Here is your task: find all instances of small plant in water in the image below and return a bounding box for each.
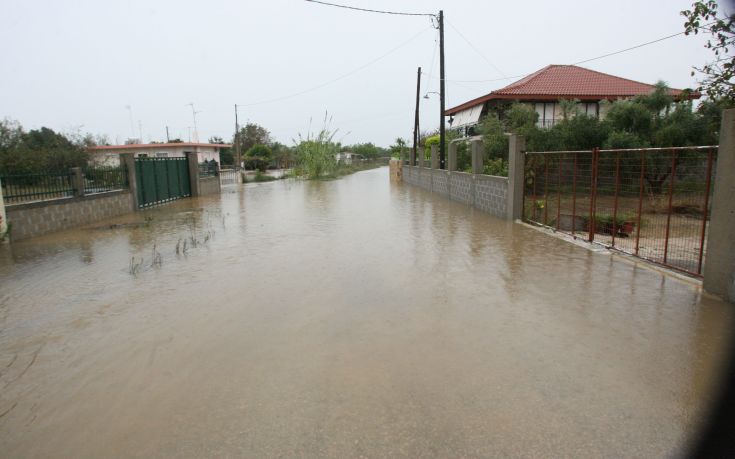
[293,112,339,179]
[151,243,163,267]
[129,256,144,275]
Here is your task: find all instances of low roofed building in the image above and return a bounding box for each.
[445,64,699,133]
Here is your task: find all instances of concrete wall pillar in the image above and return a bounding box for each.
[120,153,139,210]
[431,144,439,169]
[448,142,458,172]
[0,177,7,239]
[409,148,416,167]
[704,109,735,303]
[507,134,526,221]
[71,167,85,197]
[471,140,483,174]
[186,151,201,197]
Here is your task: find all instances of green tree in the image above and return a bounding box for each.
[234,123,271,153]
[0,120,89,173]
[270,141,294,168]
[344,142,387,159]
[389,138,407,159]
[682,1,735,101]
[209,136,233,165]
[245,144,272,172]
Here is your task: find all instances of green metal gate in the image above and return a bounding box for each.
[134,157,191,208]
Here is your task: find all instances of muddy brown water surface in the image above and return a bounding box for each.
[0,167,733,458]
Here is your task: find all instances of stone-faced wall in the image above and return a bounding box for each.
[449,172,474,206]
[5,191,134,241]
[199,177,221,196]
[401,165,510,220]
[475,174,508,217]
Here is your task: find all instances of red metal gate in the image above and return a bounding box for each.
[523,146,718,277]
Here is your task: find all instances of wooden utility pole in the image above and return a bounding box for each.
[413,67,421,166]
[438,10,446,169]
[234,104,240,168]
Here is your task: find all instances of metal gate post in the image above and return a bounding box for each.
[588,147,599,242]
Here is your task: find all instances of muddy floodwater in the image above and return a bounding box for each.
[0,167,733,458]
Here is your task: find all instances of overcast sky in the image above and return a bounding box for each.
[0,0,728,147]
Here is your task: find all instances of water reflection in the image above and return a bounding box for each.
[0,167,732,458]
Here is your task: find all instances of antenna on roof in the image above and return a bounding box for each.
[186,103,202,142]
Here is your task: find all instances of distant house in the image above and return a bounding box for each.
[88,142,231,166]
[335,152,363,164]
[445,64,699,134]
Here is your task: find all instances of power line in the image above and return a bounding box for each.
[571,31,686,65]
[237,26,431,107]
[437,22,718,84]
[304,0,434,17]
[446,20,505,77]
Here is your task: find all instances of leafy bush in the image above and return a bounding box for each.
[293,120,338,179]
[245,144,272,172]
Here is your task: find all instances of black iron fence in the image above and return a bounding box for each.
[1,165,129,205]
[83,165,128,194]
[198,160,219,177]
[0,171,76,204]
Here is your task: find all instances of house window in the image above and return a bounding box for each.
[583,102,599,117]
[535,102,556,128]
[155,152,169,158]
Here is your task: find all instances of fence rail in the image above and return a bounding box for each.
[524,146,718,277]
[219,168,239,185]
[83,165,128,194]
[0,171,76,204]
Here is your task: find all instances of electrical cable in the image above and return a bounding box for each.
[446,20,505,77]
[439,22,719,84]
[236,26,431,107]
[304,0,434,17]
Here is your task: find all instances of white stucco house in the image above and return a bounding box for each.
[87,142,230,166]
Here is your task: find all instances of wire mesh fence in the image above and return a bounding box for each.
[83,165,128,194]
[524,146,718,277]
[0,171,76,204]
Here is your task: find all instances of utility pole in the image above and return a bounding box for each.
[438,10,446,169]
[413,67,421,166]
[138,120,143,144]
[165,126,170,142]
[234,104,240,169]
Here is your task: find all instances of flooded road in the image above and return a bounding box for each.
[0,167,732,458]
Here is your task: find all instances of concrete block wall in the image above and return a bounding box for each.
[475,175,508,217]
[402,165,510,219]
[449,172,474,206]
[199,177,221,196]
[5,191,134,241]
[432,170,449,196]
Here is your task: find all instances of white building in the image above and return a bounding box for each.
[88,142,230,166]
[335,152,363,164]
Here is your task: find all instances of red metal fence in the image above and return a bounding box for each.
[523,146,718,277]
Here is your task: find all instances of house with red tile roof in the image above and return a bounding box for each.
[445,65,698,132]
[88,142,231,167]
